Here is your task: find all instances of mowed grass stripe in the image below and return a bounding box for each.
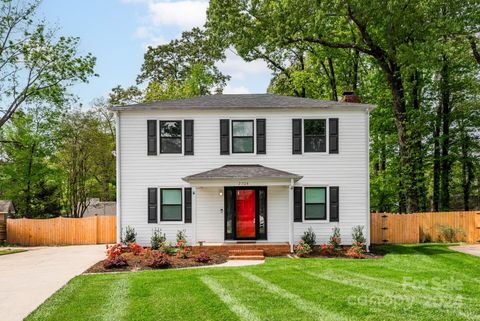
[102,274,130,321]
[240,272,351,321]
[201,275,261,321]
[304,270,480,321]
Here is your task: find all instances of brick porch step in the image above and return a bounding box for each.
[228,249,265,260]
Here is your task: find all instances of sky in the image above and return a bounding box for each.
[40,0,272,107]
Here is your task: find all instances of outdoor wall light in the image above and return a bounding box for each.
[219,191,223,196]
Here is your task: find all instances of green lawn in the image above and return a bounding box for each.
[0,249,26,256]
[27,244,480,321]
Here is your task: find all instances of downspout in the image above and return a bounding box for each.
[365,108,371,251]
[289,178,294,252]
[115,111,122,243]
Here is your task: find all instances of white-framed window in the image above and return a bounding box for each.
[160,120,182,154]
[304,186,328,221]
[160,188,183,221]
[303,119,327,153]
[231,119,255,154]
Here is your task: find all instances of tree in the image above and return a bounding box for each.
[138,27,229,95]
[0,0,96,128]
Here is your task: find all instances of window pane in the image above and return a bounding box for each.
[304,119,326,135]
[162,205,182,220]
[305,204,326,219]
[305,188,325,203]
[233,137,253,153]
[232,121,253,136]
[304,136,326,152]
[162,189,181,204]
[160,121,181,137]
[161,138,182,153]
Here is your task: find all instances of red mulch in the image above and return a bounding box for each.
[301,245,385,259]
[85,252,228,274]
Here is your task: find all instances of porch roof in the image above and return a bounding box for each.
[182,165,302,182]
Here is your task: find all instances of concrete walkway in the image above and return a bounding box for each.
[0,245,105,321]
[449,244,480,257]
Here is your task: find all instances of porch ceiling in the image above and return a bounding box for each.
[182,164,302,184]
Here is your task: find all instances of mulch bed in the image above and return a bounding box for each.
[85,252,228,273]
[301,245,386,259]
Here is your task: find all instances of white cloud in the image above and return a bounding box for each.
[217,49,271,80]
[223,84,251,94]
[147,0,208,29]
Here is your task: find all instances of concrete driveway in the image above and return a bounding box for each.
[0,245,105,321]
[449,244,480,257]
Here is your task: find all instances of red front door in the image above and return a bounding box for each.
[236,189,256,238]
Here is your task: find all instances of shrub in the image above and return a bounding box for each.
[438,225,466,243]
[151,228,166,250]
[104,243,127,268]
[301,227,316,249]
[329,227,342,252]
[145,249,171,268]
[345,241,366,259]
[295,240,312,257]
[176,245,191,259]
[320,243,334,256]
[128,242,143,256]
[351,225,366,244]
[176,229,188,244]
[160,242,177,255]
[122,226,137,244]
[195,252,211,263]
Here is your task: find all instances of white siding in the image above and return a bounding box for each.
[118,107,369,246]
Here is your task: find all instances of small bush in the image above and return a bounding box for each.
[301,227,316,249]
[295,240,312,257]
[320,243,334,256]
[176,229,188,244]
[329,227,342,252]
[351,225,366,244]
[176,245,191,259]
[420,233,432,243]
[438,225,466,243]
[151,228,166,250]
[128,242,143,256]
[160,242,177,255]
[145,249,171,268]
[104,243,128,268]
[122,226,137,244]
[195,252,211,263]
[345,241,366,259]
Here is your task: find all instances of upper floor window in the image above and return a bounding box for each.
[304,187,327,220]
[304,119,326,153]
[232,120,254,153]
[160,121,182,154]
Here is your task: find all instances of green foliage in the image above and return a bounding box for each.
[176,229,188,245]
[438,225,466,243]
[150,229,166,250]
[351,226,366,244]
[301,227,316,249]
[122,226,136,244]
[329,227,342,252]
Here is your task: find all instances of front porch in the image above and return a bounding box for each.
[191,242,291,257]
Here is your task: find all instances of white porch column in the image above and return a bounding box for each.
[288,178,294,252]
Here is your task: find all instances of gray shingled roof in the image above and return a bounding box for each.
[111,94,374,111]
[0,200,15,213]
[182,165,302,181]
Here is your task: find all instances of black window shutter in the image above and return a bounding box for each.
[184,120,194,155]
[184,188,192,223]
[329,186,339,222]
[294,187,303,222]
[329,118,339,154]
[147,120,157,155]
[220,119,230,155]
[292,119,302,154]
[148,188,158,223]
[256,119,266,154]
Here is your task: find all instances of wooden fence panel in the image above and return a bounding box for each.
[371,211,480,244]
[6,216,116,246]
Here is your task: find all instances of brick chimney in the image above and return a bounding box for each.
[340,91,362,103]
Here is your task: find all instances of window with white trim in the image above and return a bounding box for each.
[304,187,327,220]
[232,120,254,153]
[304,119,326,152]
[160,188,182,221]
[160,121,182,153]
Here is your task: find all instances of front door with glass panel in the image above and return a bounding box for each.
[224,187,267,240]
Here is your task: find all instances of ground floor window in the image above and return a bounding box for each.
[304,187,326,220]
[161,188,182,221]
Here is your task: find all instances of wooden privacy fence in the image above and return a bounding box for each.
[371,211,480,244]
[7,215,116,246]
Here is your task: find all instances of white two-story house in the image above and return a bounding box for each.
[112,94,374,254]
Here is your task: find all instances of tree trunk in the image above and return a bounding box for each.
[460,128,473,211]
[439,56,451,211]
